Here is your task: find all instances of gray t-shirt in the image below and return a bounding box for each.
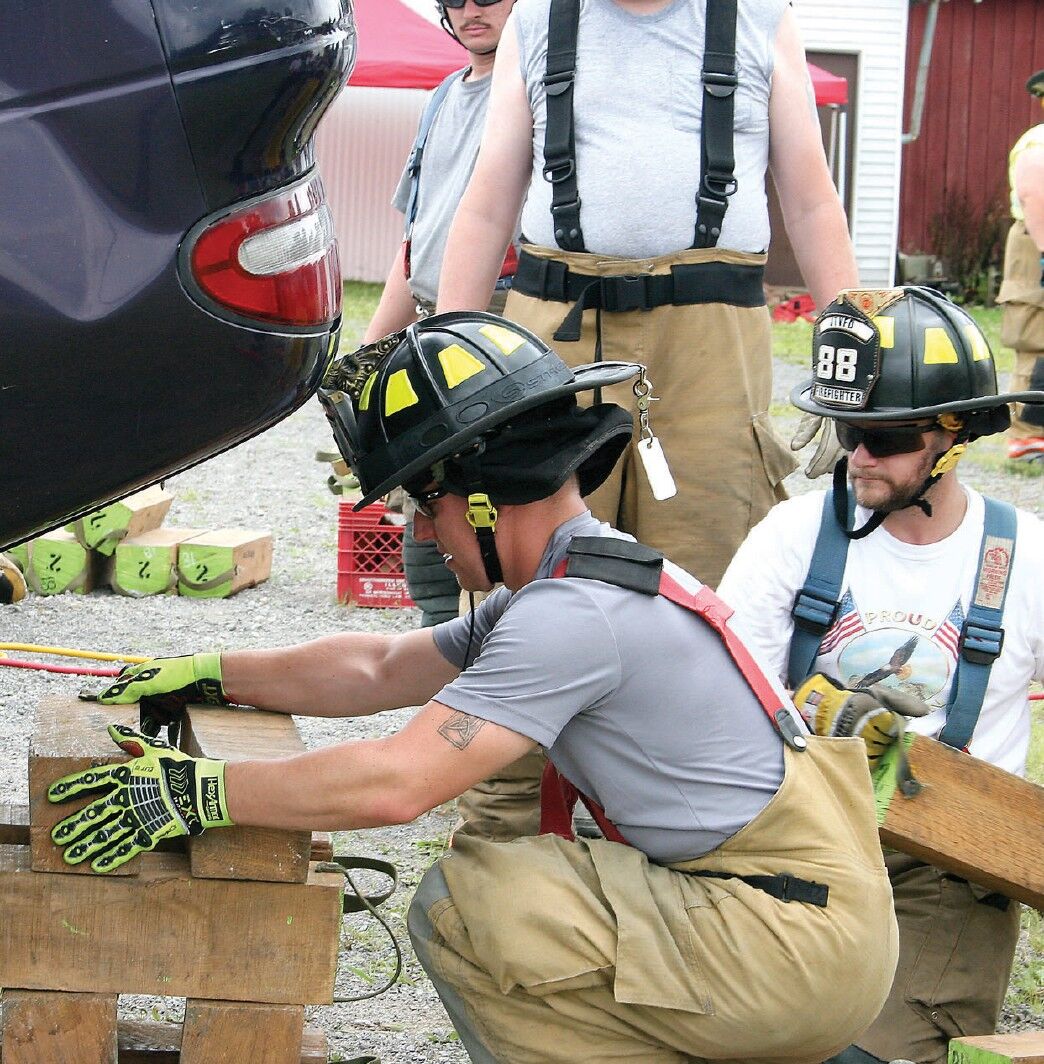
[392,71,493,304]
[514,0,786,257]
[433,512,785,863]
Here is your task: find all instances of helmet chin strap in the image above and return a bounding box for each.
[455,447,504,586]
[832,416,970,541]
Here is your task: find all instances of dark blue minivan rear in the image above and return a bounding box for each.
[0,0,356,549]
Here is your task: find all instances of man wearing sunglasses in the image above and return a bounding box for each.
[718,286,1044,1064]
[65,312,899,1063]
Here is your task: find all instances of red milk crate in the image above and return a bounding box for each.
[337,501,414,608]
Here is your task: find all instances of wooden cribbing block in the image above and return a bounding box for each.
[949,1031,1044,1064]
[182,705,312,882]
[107,527,204,597]
[0,804,28,846]
[67,485,174,557]
[877,734,1044,910]
[177,529,272,598]
[115,1019,328,1063]
[28,697,140,875]
[2,990,118,1063]
[0,846,343,1004]
[181,1001,304,1063]
[26,530,101,596]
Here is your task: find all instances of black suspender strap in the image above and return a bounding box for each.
[694,0,739,249]
[542,0,585,252]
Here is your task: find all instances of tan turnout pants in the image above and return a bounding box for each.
[504,244,796,590]
[410,737,898,1064]
[998,221,1044,435]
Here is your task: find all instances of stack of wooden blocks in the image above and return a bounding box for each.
[0,698,345,1062]
[9,487,272,600]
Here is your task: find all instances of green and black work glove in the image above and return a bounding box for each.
[792,673,932,771]
[48,724,233,873]
[89,652,229,740]
[790,413,844,479]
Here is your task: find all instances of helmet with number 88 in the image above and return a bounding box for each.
[791,286,1042,439]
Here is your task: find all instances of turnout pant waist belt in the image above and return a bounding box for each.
[514,249,766,341]
[681,869,829,907]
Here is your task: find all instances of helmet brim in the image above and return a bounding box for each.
[348,360,641,507]
[790,380,1044,422]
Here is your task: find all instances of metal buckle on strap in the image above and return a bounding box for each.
[702,70,738,97]
[543,68,575,95]
[550,197,582,215]
[960,619,1004,665]
[792,588,836,633]
[542,158,576,184]
[703,171,739,199]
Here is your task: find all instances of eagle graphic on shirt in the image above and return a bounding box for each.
[817,592,964,706]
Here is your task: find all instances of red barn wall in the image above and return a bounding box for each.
[899,0,1044,255]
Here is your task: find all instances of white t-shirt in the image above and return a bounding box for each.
[717,487,1044,776]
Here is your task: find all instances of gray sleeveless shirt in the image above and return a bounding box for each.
[515,0,786,258]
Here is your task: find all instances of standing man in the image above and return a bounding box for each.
[360,0,518,627]
[998,68,1044,463]
[437,0,858,587]
[718,287,1044,1064]
[52,312,898,1064]
[362,0,517,341]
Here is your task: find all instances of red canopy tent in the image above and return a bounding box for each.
[349,0,849,105]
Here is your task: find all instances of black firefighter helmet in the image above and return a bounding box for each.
[791,286,1042,438]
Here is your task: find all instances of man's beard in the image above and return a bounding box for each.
[849,449,941,514]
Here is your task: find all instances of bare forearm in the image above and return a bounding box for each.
[437,201,514,312]
[225,739,418,830]
[363,250,418,343]
[220,631,450,717]
[785,200,858,309]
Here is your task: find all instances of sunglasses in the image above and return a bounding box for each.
[441,0,503,7]
[836,422,937,458]
[408,484,450,519]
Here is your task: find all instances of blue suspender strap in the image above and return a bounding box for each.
[937,497,1017,751]
[403,70,465,241]
[786,488,854,690]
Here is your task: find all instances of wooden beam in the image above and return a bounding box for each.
[182,706,312,883]
[114,1020,328,1064]
[877,734,1044,910]
[949,1031,1044,1064]
[0,846,343,1004]
[181,1001,304,1064]
[0,805,28,846]
[28,697,140,875]
[2,990,117,1063]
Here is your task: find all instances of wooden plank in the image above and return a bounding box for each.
[114,1020,328,1064]
[28,697,140,876]
[878,735,1044,910]
[311,831,333,863]
[181,1001,304,1064]
[0,846,343,1004]
[2,990,118,1063]
[949,1031,1044,1064]
[182,706,312,883]
[0,805,28,846]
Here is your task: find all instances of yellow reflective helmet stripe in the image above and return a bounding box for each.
[359,372,377,412]
[963,322,992,362]
[873,316,895,349]
[384,369,419,416]
[478,323,525,355]
[438,343,486,389]
[923,326,959,365]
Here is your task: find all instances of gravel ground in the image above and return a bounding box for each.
[0,353,1039,1061]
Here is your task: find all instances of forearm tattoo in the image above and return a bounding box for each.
[438,711,486,750]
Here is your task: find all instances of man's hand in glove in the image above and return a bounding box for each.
[790,413,844,479]
[48,724,233,873]
[792,673,932,770]
[89,653,229,738]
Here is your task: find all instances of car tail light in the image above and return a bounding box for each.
[189,175,341,327]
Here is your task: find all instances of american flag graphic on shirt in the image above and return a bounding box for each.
[818,590,865,654]
[931,601,963,662]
